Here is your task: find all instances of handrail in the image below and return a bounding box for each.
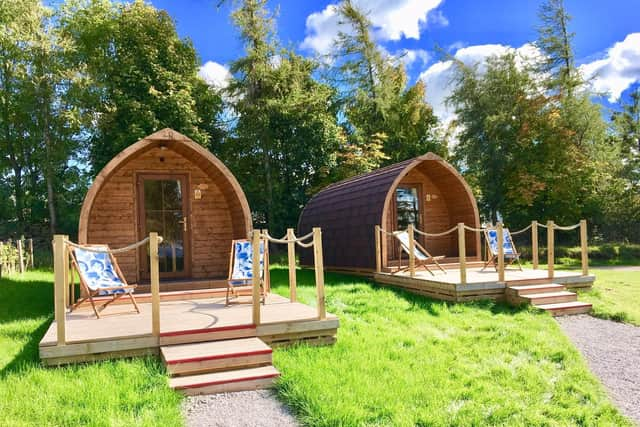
[62,236,161,254]
[413,225,458,237]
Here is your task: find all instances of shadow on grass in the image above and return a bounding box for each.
[269,265,529,317]
[0,274,55,377]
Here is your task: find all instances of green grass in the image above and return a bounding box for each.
[578,269,640,325]
[0,270,182,427]
[270,267,630,426]
[0,268,633,426]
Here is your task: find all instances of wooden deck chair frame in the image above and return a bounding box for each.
[69,245,140,318]
[481,228,523,272]
[225,238,270,306]
[392,231,447,276]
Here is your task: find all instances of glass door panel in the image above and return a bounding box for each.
[139,175,189,278]
[396,186,421,230]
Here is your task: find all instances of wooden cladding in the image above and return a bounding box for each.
[79,129,252,285]
[298,153,481,271]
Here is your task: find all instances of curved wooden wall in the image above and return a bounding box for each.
[298,153,481,271]
[78,128,252,282]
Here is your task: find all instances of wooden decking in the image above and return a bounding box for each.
[374,266,594,302]
[39,293,338,365]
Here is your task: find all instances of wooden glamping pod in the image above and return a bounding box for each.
[78,128,251,291]
[297,153,481,273]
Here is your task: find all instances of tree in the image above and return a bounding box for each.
[536,0,580,95]
[331,0,443,169]
[59,0,224,173]
[226,0,342,233]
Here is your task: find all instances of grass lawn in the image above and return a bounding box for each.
[578,269,640,326]
[0,268,632,426]
[0,271,182,427]
[270,267,630,426]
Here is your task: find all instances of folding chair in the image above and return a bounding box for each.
[482,227,523,271]
[392,230,446,275]
[226,239,269,305]
[69,245,140,318]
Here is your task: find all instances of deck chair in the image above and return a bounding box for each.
[392,230,446,276]
[226,239,268,305]
[482,228,523,271]
[69,245,140,318]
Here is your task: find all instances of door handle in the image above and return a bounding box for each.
[178,216,187,232]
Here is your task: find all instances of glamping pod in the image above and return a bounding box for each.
[78,128,251,289]
[297,153,481,272]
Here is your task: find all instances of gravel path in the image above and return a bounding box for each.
[182,390,300,427]
[556,315,640,425]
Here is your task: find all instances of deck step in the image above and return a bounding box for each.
[169,365,280,396]
[161,338,272,376]
[509,283,566,296]
[536,301,592,316]
[524,291,577,305]
[159,324,257,346]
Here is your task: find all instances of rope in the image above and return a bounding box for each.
[296,240,315,248]
[63,236,160,254]
[463,225,485,232]
[509,223,533,235]
[379,227,402,237]
[535,223,548,229]
[553,223,581,231]
[414,225,458,237]
[261,230,314,245]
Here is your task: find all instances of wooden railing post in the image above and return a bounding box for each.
[580,219,588,276]
[287,228,297,302]
[374,225,381,274]
[547,220,555,279]
[53,234,67,345]
[251,230,261,326]
[28,238,34,269]
[457,223,466,285]
[408,224,415,278]
[531,221,539,269]
[497,222,505,283]
[150,232,160,337]
[17,238,24,274]
[313,227,326,320]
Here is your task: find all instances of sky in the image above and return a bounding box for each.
[148,0,640,123]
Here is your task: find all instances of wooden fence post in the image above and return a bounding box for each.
[313,227,326,320]
[408,224,415,278]
[150,232,160,337]
[580,219,588,276]
[458,223,466,285]
[374,225,381,274]
[53,235,67,345]
[547,220,555,279]
[531,221,539,269]
[261,229,271,293]
[17,238,24,274]
[251,230,261,326]
[28,238,34,269]
[497,222,505,283]
[287,228,297,302]
[0,241,3,278]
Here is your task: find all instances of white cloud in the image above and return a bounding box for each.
[396,48,430,68]
[301,0,445,55]
[579,33,640,102]
[418,43,542,124]
[198,61,232,89]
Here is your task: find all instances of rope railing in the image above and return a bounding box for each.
[261,230,314,245]
[414,225,458,237]
[61,236,161,254]
[553,222,581,231]
[374,218,589,284]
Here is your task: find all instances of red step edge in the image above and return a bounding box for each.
[160,323,256,338]
[175,372,280,390]
[166,349,272,365]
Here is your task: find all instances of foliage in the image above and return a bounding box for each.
[329,0,444,176]
[270,267,630,426]
[224,0,343,234]
[0,270,183,426]
[59,0,224,173]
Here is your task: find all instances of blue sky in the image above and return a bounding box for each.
[149,0,640,122]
